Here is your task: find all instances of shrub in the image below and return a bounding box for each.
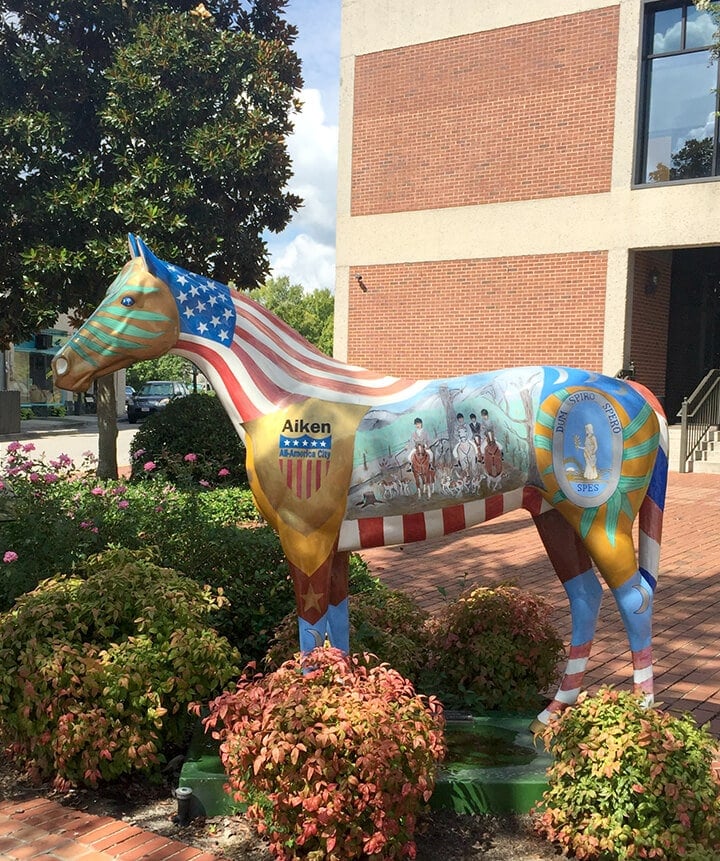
[0,548,241,788]
[419,584,565,712]
[533,687,720,859]
[0,445,291,663]
[129,393,247,486]
[266,579,431,681]
[202,648,445,860]
[0,443,105,608]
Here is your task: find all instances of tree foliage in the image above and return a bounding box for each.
[649,137,713,183]
[0,0,303,349]
[126,355,195,390]
[250,276,334,355]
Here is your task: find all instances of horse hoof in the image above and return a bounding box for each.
[528,718,547,739]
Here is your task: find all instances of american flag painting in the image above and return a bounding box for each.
[278,431,332,500]
[166,264,236,345]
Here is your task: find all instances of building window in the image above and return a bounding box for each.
[637,1,720,184]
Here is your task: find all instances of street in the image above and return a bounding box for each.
[0,416,137,470]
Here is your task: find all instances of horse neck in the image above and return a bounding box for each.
[172,284,422,431]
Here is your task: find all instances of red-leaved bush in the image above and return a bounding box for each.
[201,647,446,860]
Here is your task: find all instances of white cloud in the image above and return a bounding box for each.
[271,232,335,294]
[267,87,338,292]
[287,89,338,242]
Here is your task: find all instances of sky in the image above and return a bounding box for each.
[264,0,342,293]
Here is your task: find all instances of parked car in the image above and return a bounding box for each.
[125,385,135,407]
[127,380,189,423]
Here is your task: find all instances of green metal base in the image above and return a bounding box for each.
[178,713,552,818]
[178,721,242,818]
[431,714,552,814]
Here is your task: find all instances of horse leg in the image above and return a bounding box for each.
[565,418,666,710]
[327,550,350,653]
[289,548,351,656]
[583,526,655,706]
[531,508,603,731]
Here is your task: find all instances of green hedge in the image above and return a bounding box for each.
[0,548,241,787]
[129,393,247,486]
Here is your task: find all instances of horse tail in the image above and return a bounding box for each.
[629,382,669,592]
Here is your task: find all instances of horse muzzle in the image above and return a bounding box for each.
[52,348,96,393]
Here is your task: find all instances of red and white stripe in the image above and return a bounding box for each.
[338,485,551,552]
[536,641,593,725]
[172,291,428,440]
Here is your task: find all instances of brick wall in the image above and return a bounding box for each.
[630,254,671,400]
[347,253,607,377]
[351,6,620,215]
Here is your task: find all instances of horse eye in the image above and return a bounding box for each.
[121,296,135,307]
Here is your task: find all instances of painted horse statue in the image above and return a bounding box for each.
[52,236,668,730]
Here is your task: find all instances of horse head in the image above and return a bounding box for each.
[52,236,180,392]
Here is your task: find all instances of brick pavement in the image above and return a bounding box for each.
[362,471,720,734]
[0,797,221,860]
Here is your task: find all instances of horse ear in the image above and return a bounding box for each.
[127,234,140,258]
[135,236,162,279]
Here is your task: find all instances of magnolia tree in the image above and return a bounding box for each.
[0,0,302,477]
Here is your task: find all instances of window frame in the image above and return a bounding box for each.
[635,0,720,186]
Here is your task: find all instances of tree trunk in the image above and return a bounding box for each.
[95,374,118,480]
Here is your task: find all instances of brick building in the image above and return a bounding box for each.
[333,0,720,420]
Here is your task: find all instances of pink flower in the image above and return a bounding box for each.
[91,486,105,496]
[117,499,129,509]
[28,472,40,483]
[3,551,18,563]
[184,453,198,462]
[133,449,146,460]
[144,461,156,472]
[44,473,59,483]
[218,468,230,477]
[6,441,20,452]
[199,479,210,487]
[22,443,35,452]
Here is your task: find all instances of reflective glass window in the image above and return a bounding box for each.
[638,2,720,184]
[651,7,682,52]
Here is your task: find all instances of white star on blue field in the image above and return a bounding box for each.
[167,264,236,345]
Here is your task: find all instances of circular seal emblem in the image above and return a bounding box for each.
[548,389,624,508]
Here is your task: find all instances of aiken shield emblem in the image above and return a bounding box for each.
[278,430,333,500]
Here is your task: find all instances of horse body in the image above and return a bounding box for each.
[53,236,668,730]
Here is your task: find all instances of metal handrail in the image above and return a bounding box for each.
[678,369,720,472]
[615,360,636,380]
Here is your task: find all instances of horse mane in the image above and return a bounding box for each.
[143,246,425,423]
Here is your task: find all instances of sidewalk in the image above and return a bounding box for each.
[1,415,136,472]
[364,470,720,735]
[1,414,98,437]
[0,796,219,860]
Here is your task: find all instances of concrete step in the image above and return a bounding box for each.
[674,425,720,472]
[690,459,720,474]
